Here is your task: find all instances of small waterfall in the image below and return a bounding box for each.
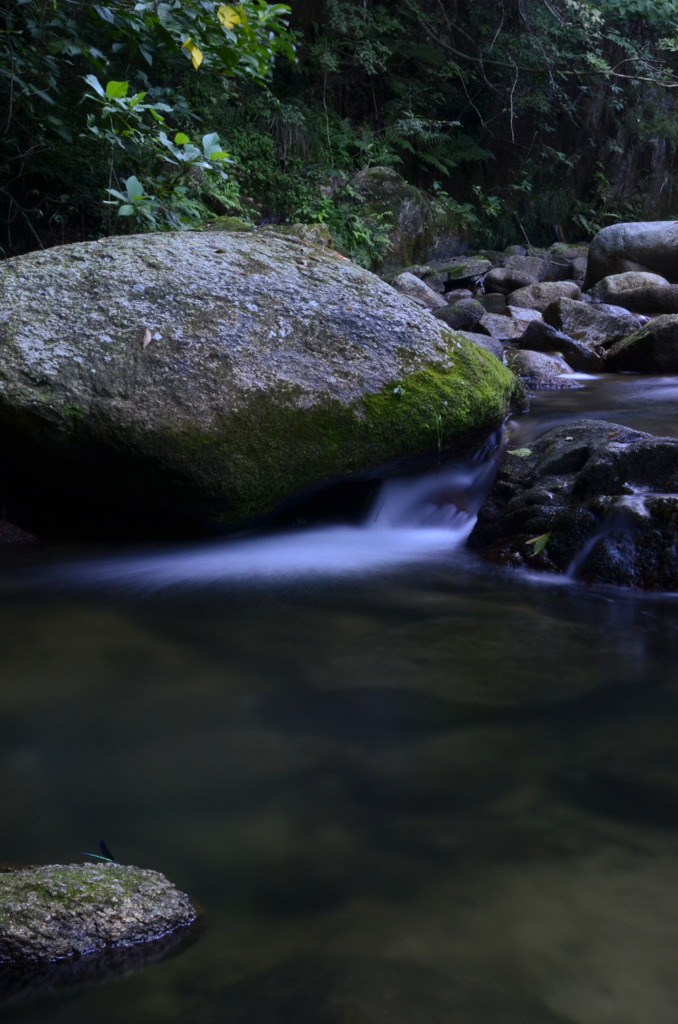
[31,445,502,589]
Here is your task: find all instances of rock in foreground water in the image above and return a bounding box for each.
[0,864,197,962]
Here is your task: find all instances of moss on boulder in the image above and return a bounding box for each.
[0,864,197,962]
[0,228,521,539]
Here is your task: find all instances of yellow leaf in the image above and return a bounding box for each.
[182,37,203,69]
[217,4,241,29]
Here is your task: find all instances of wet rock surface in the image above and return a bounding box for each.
[542,296,640,349]
[605,314,678,372]
[517,321,604,373]
[468,418,678,588]
[0,864,197,962]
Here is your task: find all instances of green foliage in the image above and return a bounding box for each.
[526,532,552,556]
[83,75,231,229]
[4,0,678,257]
[0,0,294,252]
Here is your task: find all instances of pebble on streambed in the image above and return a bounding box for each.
[0,862,198,963]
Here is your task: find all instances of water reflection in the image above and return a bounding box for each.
[2,374,678,1023]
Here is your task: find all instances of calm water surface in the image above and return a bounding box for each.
[2,376,678,1023]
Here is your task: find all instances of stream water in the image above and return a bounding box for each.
[3,375,678,1023]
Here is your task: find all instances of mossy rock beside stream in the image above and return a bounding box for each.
[0,228,521,540]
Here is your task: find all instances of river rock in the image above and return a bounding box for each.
[605,314,678,372]
[569,256,588,281]
[435,257,493,285]
[506,349,576,386]
[507,306,543,323]
[589,283,678,315]
[479,313,526,340]
[483,267,539,295]
[433,298,485,330]
[442,288,474,304]
[468,419,678,588]
[542,296,640,348]
[0,230,520,540]
[462,333,506,359]
[517,322,604,372]
[588,271,669,302]
[0,864,197,962]
[391,272,448,309]
[0,520,37,546]
[583,221,678,289]
[508,281,582,311]
[506,349,574,376]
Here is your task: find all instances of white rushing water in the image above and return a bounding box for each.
[36,458,496,589]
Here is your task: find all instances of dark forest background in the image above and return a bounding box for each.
[3,0,678,262]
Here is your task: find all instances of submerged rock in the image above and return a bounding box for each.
[0,863,197,962]
[0,230,520,540]
[468,419,678,589]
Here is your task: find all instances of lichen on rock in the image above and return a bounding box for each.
[0,863,198,963]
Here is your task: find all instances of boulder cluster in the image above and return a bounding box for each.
[392,221,678,387]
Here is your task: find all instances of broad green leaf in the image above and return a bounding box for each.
[174,132,191,144]
[93,5,115,24]
[182,37,204,69]
[526,532,551,556]
[105,80,129,98]
[217,5,242,29]
[84,74,105,97]
[118,204,136,216]
[202,131,220,154]
[507,447,532,457]
[124,175,145,200]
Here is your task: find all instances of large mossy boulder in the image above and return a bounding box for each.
[0,864,197,962]
[468,419,678,589]
[0,230,521,539]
